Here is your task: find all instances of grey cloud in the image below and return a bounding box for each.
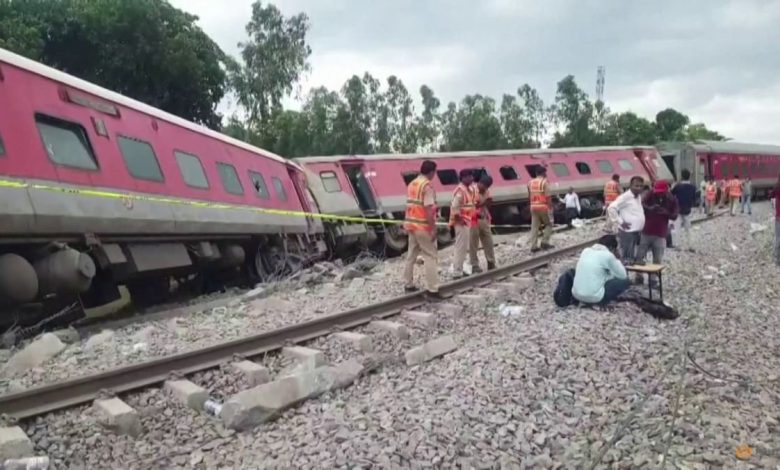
[173,0,780,143]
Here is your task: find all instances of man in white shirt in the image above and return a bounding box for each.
[572,234,631,305]
[607,176,646,263]
[563,187,581,226]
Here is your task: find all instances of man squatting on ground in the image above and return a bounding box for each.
[571,234,631,306]
[607,176,646,263]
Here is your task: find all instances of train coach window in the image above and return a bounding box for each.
[551,163,569,177]
[248,171,269,199]
[272,176,287,201]
[575,162,591,175]
[401,172,418,185]
[618,159,634,171]
[216,162,244,195]
[499,165,518,180]
[437,169,458,185]
[525,164,545,178]
[596,160,614,174]
[175,151,208,189]
[35,113,98,170]
[320,171,341,192]
[0,134,4,156]
[118,136,163,181]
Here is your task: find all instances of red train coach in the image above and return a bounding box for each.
[296,146,673,252]
[658,140,780,197]
[0,48,325,318]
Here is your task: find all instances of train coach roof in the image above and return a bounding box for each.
[0,48,302,170]
[294,145,656,163]
[688,140,780,156]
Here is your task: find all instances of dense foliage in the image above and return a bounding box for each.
[0,0,727,156]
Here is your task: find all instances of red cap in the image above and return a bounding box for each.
[653,180,670,193]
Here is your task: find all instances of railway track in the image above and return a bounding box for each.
[0,213,720,423]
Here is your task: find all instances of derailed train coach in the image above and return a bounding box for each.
[0,47,327,324]
[295,147,675,253]
[657,140,780,198]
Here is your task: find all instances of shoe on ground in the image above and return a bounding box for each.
[404,286,419,293]
[540,243,555,250]
[487,262,496,270]
[424,290,445,301]
[531,247,541,253]
[472,266,483,274]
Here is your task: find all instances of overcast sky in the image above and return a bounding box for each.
[170,0,780,144]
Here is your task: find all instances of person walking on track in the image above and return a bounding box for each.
[449,169,477,277]
[563,187,581,227]
[528,167,554,253]
[470,175,496,271]
[671,169,696,251]
[607,176,645,263]
[603,174,621,231]
[403,160,444,299]
[728,176,743,216]
[699,178,708,213]
[741,176,753,215]
[705,177,718,216]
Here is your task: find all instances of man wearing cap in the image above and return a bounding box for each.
[635,180,679,281]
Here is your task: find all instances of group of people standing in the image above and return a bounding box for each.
[700,176,754,216]
[402,160,497,299]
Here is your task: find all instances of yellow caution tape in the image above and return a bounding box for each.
[0,177,540,229]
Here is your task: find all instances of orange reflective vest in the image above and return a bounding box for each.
[705,183,717,202]
[729,179,742,198]
[604,180,620,205]
[404,175,435,232]
[449,183,477,227]
[528,177,549,213]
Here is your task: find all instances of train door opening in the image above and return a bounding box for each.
[286,167,315,229]
[661,154,676,179]
[342,164,378,213]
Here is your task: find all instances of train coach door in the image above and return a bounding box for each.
[341,163,379,214]
[286,166,316,231]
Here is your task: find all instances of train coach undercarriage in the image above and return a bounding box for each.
[0,232,324,334]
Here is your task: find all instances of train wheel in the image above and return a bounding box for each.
[383,225,408,254]
[127,277,170,309]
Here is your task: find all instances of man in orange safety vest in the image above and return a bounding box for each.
[704,177,718,216]
[449,169,476,277]
[470,175,496,271]
[528,167,554,253]
[728,176,743,216]
[402,160,443,299]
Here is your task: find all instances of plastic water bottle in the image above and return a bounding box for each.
[203,399,222,417]
[2,456,50,470]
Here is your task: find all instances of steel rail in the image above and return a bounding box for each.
[0,213,721,420]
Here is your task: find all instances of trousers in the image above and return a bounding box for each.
[617,230,640,263]
[403,231,439,292]
[452,224,475,273]
[600,278,632,305]
[674,213,692,249]
[530,211,552,249]
[636,234,666,264]
[730,197,741,215]
[741,194,752,214]
[775,219,780,266]
[470,218,495,266]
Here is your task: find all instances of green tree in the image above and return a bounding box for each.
[415,84,441,152]
[441,95,504,151]
[684,123,727,141]
[549,75,598,148]
[0,0,229,128]
[517,84,547,147]
[655,108,690,141]
[604,112,658,145]
[230,1,311,131]
[384,76,418,153]
[338,75,373,154]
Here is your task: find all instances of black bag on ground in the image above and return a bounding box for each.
[633,297,679,320]
[553,268,577,307]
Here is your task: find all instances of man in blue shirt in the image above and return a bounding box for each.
[572,234,631,305]
[671,169,696,251]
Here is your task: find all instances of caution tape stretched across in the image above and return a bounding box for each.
[0,177,544,229]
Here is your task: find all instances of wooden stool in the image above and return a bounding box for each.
[626,264,665,301]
